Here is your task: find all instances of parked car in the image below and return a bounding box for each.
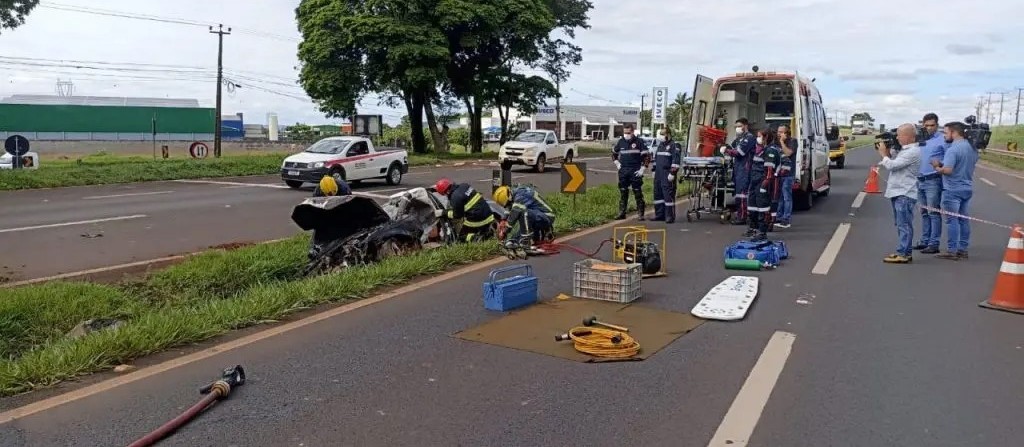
[498,130,576,172]
[281,136,408,188]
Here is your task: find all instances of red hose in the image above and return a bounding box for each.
[536,238,613,258]
[127,392,221,447]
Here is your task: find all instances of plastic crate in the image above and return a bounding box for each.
[482,264,538,311]
[572,259,642,303]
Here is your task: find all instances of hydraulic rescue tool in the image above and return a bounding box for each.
[612,226,666,277]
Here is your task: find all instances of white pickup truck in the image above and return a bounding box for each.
[281,136,409,189]
[497,130,576,172]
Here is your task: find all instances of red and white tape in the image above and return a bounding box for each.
[919,204,1023,236]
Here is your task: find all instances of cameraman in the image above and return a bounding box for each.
[931,121,980,261]
[913,113,947,254]
[877,124,922,263]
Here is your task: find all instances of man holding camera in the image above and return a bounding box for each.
[877,124,922,263]
[913,113,947,254]
[931,121,979,261]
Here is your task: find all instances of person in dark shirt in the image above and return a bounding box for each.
[746,129,782,241]
[434,178,496,242]
[774,125,797,228]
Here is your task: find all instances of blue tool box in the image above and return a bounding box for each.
[724,240,789,267]
[482,264,538,311]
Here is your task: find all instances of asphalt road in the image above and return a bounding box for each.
[2,146,1022,446]
[0,158,617,282]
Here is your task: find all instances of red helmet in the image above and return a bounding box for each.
[434,178,453,195]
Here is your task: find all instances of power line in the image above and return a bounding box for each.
[2,55,299,83]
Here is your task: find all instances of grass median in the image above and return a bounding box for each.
[0,151,487,191]
[0,181,677,397]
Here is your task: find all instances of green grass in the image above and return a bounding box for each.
[981,152,1024,171]
[0,181,673,397]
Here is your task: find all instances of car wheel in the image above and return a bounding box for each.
[285,180,303,189]
[500,160,514,171]
[386,163,402,185]
[563,150,574,164]
[534,154,546,173]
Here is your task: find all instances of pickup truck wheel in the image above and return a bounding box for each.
[386,163,402,185]
[563,150,574,164]
[500,161,514,171]
[330,167,346,181]
[534,154,546,173]
[285,180,303,189]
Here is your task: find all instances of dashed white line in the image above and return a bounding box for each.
[980,177,996,187]
[0,215,148,234]
[707,331,797,447]
[811,223,851,275]
[173,179,288,189]
[1009,193,1024,205]
[850,191,867,209]
[82,191,174,200]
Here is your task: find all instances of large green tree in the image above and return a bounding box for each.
[295,0,448,154]
[1,0,38,35]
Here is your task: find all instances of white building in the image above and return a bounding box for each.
[458,105,641,141]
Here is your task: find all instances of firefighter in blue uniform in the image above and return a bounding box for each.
[652,127,683,223]
[612,123,651,220]
[492,184,555,246]
[434,178,495,242]
[313,173,352,197]
[722,118,756,225]
[746,129,782,241]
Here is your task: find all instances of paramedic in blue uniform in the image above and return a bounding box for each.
[747,128,781,241]
[612,123,651,220]
[492,184,556,245]
[652,127,683,223]
[722,118,756,225]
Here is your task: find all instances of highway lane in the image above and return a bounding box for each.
[0,158,616,281]
[3,147,1023,447]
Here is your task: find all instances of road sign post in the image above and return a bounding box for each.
[5,135,30,170]
[561,162,587,211]
[492,169,511,193]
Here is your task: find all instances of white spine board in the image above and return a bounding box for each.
[691,275,760,321]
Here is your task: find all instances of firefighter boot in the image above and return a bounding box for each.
[616,189,629,220]
[634,189,646,221]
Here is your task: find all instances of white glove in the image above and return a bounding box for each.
[434,209,445,218]
[720,145,728,155]
[667,174,675,182]
[634,166,646,178]
[759,188,767,193]
[614,160,622,170]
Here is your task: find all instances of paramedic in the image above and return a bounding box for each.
[612,123,651,220]
[722,118,756,225]
[652,127,683,223]
[746,128,781,241]
[774,125,797,229]
[313,173,352,197]
[877,124,922,264]
[493,185,556,245]
[434,178,496,242]
[913,112,947,254]
[931,121,979,261]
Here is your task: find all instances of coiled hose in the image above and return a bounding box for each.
[567,326,640,359]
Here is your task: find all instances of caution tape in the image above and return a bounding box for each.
[919,204,1023,236]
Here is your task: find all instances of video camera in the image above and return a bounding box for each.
[874,125,927,152]
[963,115,992,150]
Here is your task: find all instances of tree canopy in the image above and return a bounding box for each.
[1,0,39,35]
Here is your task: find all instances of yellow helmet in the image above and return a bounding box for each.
[319,175,339,196]
[493,185,511,206]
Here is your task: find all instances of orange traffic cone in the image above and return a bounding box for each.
[979,225,1024,314]
[863,166,882,194]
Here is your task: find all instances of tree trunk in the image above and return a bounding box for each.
[406,91,428,154]
[497,103,509,145]
[424,100,449,153]
[463,96,484,153]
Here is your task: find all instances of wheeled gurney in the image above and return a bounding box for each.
[679,156,736,223]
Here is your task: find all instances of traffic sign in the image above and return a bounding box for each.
[5,135,29,157]
[561,162,587,194]
[189,141,209,159]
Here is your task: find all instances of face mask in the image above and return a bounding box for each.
[656,135,665,142]
[623,133,633,140]
[756,137,764,145]
[735,127,744,134]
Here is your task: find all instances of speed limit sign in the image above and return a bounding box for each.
[189,141,209,159]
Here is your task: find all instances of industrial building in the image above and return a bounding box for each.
[458,105,641,140]
[0,94,247,141]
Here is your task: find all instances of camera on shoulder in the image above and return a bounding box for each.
[963,115,992,149]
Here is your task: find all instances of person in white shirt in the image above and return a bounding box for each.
[877,124,922,264]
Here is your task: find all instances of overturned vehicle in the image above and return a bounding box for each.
[291,187,507,276]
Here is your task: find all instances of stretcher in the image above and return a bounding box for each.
[679,156,735,223]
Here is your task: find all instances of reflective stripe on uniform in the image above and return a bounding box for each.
[735,193,748,198]
[656,151,672,156]
[764,162,776,168]
[619,149,642,154]
[653,200,665,205]
[464,213,495,228]
[465,193,482,210]
[747,206,771,212]
[753,156,764,162]
[671,163,680,168]
[664,201,675,207]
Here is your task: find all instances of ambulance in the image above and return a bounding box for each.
[685,68,831,211]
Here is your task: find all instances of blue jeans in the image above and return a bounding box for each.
[917,176,942,248]
[942,189,973,253]
[776,176,794,223]
[891,196,916,256]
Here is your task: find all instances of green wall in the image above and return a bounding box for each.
[0,104,216,133]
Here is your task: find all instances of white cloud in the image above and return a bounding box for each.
[0,0,1020,128]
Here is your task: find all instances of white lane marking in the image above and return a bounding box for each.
[707,331,797,447]
[173,179,289,189]
[589,168,618,174]
[850,191,867,209]
[82,191,174,200]
[978,163,1024,180]
[476,175,528,182]
[1009,193,1024,205]
[353,192,392,199]
[365,187,409,194]
[980,177,996,187]
[0,215,148,234]
[812,223,851,275]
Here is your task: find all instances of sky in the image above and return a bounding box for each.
[2,0,1022,128]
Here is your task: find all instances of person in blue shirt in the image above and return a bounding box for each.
[930,121,979,261]
[722,118,757,225]
[913,113,947,254]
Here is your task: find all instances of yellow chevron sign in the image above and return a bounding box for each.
[561,162,587,194]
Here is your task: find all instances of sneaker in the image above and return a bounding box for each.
[743,228,757,237]
[883,254,912,263]
[935,252,961,261]
[957,251,969,260]
[774,222,791,229]
[751,233,768,242]
[912,244,927,251]
[920,246,940,254]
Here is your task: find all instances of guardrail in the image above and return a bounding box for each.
[987,148,1024,159]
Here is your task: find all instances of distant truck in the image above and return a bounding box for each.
[281,136,409,189]
[497,129,577,172]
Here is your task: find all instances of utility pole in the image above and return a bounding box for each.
[986,92,995,124]
[998,92,1007,126]
[1015,88,1023,126]
[639,94,647,134]
[554,78,561,140]
[210,24,231,158]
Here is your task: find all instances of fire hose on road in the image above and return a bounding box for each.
[127,365,246,447]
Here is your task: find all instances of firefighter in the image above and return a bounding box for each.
[434,178,496,242]
[493,184,555,246]
[612,123,651,220]
[313,173,352,197]
[746,128,782,241]
[652,127,683,223]
[722,118,756,225]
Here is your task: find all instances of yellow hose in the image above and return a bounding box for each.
[567,326,640,359]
